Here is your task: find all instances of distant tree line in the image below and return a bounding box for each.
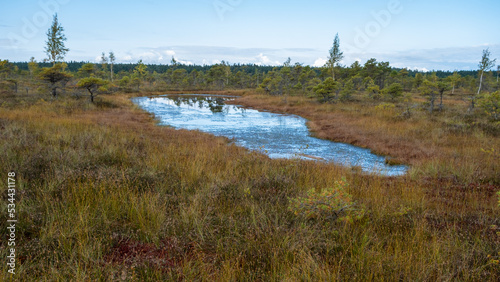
[10,61,481,80]
[1,14,499,122]
[11,61,279,76]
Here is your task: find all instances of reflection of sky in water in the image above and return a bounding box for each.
[132,95,408,176]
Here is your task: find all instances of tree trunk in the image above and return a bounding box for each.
[86,88,95,103]
[52,86,57,97]
[110,64,114,82]
[470,71,484,111]
[477,71,484,95]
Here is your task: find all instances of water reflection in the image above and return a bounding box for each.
[167,95,227,113]
[134,94,408,176]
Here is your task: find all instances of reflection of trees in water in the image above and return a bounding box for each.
[173,98,182,107]
[169,95,228,113]
[233,106,246,116]
[208,97,224,113]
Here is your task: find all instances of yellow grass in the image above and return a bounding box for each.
[0,91,498,281]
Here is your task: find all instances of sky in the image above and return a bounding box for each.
[1,0,499,71]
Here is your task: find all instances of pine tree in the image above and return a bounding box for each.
[326,33,344,81]
[45,14,69,66]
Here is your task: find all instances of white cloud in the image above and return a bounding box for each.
[313,57,327,67]
[117,49,174,63]
[411,67,429,72]
[163,50,175,56]
[44,44,499,70]
[177,58,193,65]
[256,53,280,66]
[139,51,159,60]
[122,55,133,61]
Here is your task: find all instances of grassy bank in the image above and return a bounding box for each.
[231,93,499,185]
[0,92,498,280]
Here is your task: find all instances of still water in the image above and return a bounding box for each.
[132,94,408,176]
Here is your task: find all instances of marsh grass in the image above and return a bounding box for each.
[0,92,498,280]
[232,94,499,184]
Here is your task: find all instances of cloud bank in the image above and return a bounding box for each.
[1,42,498,71]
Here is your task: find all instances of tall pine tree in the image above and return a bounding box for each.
[45,14,69,66]
[326,33,344,81]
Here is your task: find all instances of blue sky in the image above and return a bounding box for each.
[1,0,499,70]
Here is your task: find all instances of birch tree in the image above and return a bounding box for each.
[109,51,115,82]
[473,49,496,110]
[100,52,108,71]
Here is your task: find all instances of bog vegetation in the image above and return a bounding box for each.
[0,16,499,281]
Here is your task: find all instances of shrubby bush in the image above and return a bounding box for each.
[478,91,500,121]
[288,178,364,222]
